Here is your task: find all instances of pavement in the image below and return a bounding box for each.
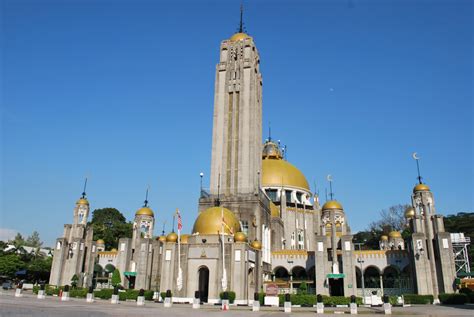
[1,290,473,317]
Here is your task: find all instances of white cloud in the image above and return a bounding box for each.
[0,228,19,242]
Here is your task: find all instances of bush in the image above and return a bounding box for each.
[298,282,308,295]
[468,293,474,303]
[459,287,472,295]
[70,288,88,298]
[111,269,121,287]
[274,294,362,307]
[94,289,114,299]
[403,294,434,304]
[219,291,236,304]
[258,292,265,305]
[439,293,468,305]
[33,285,39,294]
[144,290,154,301]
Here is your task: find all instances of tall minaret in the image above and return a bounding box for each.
[209,6,263,196]
[406,154,456,298]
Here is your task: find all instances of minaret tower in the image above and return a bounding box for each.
[209,5,263,196]
[132,189,155,244]
[405,154,456,298]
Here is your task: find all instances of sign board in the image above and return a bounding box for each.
[327,273,345,279]
[266,283,279,296]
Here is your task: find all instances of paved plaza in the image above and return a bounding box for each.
[1,291,473,317]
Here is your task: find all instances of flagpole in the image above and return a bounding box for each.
[176,208,183,291]
[221,206,227,291]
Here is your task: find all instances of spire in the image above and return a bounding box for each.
[268,122,272,141]
[81,177,88,199]
[239,2,244,33]
[327,174,334,200]
[143,186,149,207]
[412,152,423,184]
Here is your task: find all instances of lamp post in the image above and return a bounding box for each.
[355,241,366,304]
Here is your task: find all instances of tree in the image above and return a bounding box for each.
[71,274,79,288]
[25,231,43,248]
[111,269,122,287]
[89,208,133,250]
[369,204,410,232]
[0,254,25,278]
[27,256,52,283]
[10,233,25,248]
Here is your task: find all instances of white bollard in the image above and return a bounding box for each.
[111,294,119,304]
[61,292,70,301]
[283,301,291,313]
[86,293,94,303]
[350,302,358,314]
[137,296,145,306]
[221,299,230,311]
[164,297,172,308]
[316,302,324,314]
[37,290,45,299]
[252,300,260,312]
[192,298,200,309]
[383,302,392,315]
[15,288,23,298]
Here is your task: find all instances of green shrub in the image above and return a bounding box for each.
[468,292,474,303]
[258,292,265,305]
[389,295,399,305]
[403,294,434,304]
[459,287,472,295]
[46,286,61,296]
[439,293,468,305]
[70,288,88,298]
[33,286,39,294]
[219,291,236,304]
[111,269,121,287]
[94,289,114,299]
[144,290,154,301]
[298,282,308,295]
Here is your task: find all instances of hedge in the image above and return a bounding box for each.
[219,291,236,304]
[439,293,468,305]
[403,294,434,304]
[275,294,362,306]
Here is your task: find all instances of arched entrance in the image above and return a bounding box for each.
[198,266,209,303]
[382,266,399,288]
[364,266,381,288]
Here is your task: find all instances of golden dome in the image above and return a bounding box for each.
[262,158,310,191]
[111,248,117,252]
[389,231,402,239]
[192,206,241,235]
[180,234,190,244]
[270,202,280,218]
[262,141,283,159]
[250,240,262,250]
[380,235,389,241]
[230,32,251,41]
[135,207,154,217]
[405,207,416,219]
[76,198,89,205]
[96,239,105,245]
[413,183,430,193]
[322,200,343,210]
[166,232,178,243]
[234,232,247,243]
[158,235,167,242]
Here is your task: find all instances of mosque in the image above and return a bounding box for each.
[49,14,456,304]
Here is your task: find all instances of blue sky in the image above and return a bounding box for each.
[1,0,472,246]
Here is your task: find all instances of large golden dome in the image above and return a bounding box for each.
[135,207,154,217]
[322,200,343,210]
[192,206,241,235]
[262,158,310,191]
[413,183,430,193]
[76,198,89,205]
[230,32,251,41]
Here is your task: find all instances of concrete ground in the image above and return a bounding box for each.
[1,290,473,317]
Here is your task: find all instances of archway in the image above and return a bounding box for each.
[383,266,399,288]
[291,266,307,280]
[364,266,381,288]
[274,266,290,282]
[355,267,362,288]
[198,266,209,303]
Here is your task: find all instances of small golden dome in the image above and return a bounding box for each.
[389,231,402,239]
[322,200,343,210]
[230,32,251,41]
[158,235,167,242]
[234,232,247,243]
[111,248,117,252]
[166,232,178,243]
[76,198,89,205]
[405,207,416,218]
[135,207,154,217]
[192,206,241,235]
[413,183,430,193]
[270,202,280,218]
[262,141,283,159]
[250,240,262,250]
[380,235,389,241]
[180,234,190,244]
[262,157,310,191]
[96,239,105,245]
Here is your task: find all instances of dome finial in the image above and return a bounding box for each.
[326,174,335,201]
[412,152,423,184]
[81,177,88,199]
[143,185,150,207]
[239,1,244,33]
[268,121,272,142]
